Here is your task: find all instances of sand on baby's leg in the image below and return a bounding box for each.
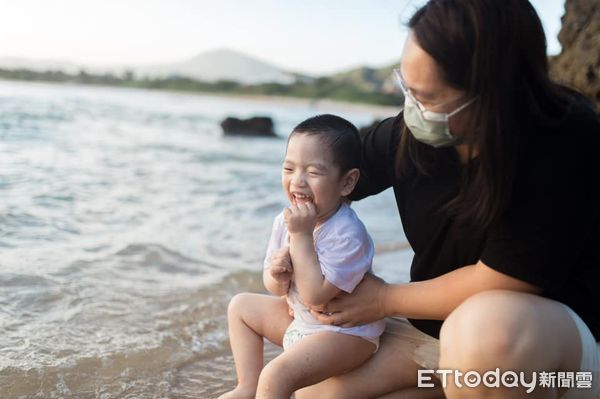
[255,331,376,399]
[218,293,292,399]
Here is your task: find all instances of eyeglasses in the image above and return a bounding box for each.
[393,68,475,122]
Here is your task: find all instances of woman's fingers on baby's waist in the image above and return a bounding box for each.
[309,304,326,312]
[308,307,338,318]
[309,309,328,323]
[308,299,345,316]
[309,309,349,326]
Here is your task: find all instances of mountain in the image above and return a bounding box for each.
[132,48,299,85]
[0,49,305,85]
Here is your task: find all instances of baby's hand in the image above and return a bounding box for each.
[283,202,317,234]
[269,246,293,284]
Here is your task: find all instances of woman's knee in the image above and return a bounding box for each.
[440,290,541,368]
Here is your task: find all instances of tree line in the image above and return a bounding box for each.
[0,68,402,106]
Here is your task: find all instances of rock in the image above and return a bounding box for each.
[221,116,276,137]
[549,0,600,111]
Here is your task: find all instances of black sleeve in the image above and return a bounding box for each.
[480,117,600,294]
[348,113,403,201]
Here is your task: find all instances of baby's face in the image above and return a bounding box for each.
[282,134,345,224]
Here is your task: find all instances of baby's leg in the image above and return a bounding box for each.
[256,332,375,399]
[218,293,292,399]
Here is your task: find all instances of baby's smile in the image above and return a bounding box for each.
[291,192,314,206]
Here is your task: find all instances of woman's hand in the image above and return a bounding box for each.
[269,246,293,284]
[309,274,389,327]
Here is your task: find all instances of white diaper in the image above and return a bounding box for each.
[282,319,380,352]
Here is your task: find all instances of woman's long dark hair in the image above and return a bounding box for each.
[396,0,576,231]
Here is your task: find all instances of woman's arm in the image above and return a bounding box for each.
[382,260,541,320]
[311,260,541,326]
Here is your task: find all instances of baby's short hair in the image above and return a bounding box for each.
[289,114,361,174]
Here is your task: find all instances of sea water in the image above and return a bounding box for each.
[0,80,411,398]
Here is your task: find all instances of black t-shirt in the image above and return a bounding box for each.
[349,103,600,340]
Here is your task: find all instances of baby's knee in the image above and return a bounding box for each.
[227,292,253,319]
[259,356,299,389]
[256,358,296,397]
[260,356,288,381]
[295,379,356,399]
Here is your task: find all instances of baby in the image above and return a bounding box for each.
[219,114,385,399]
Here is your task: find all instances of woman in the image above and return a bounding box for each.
[293,1,600,398]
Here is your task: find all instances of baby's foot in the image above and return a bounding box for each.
[216,386,256,399]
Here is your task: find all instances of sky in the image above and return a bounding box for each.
[0,0,566,76]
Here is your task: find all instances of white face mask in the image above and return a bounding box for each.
[394,68,475,148]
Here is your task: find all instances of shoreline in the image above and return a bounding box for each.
[208,92,401,119]
[0,77,401,120]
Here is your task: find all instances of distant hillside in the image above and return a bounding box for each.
[0,49,403,106]
[133,48,300,85]
[0,49,307,86]
[329,63,400,94]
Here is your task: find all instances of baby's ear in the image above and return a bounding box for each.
[340,168,360,197]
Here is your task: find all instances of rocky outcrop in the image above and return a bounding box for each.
[221,116,276,137]
[549,0,600,111]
